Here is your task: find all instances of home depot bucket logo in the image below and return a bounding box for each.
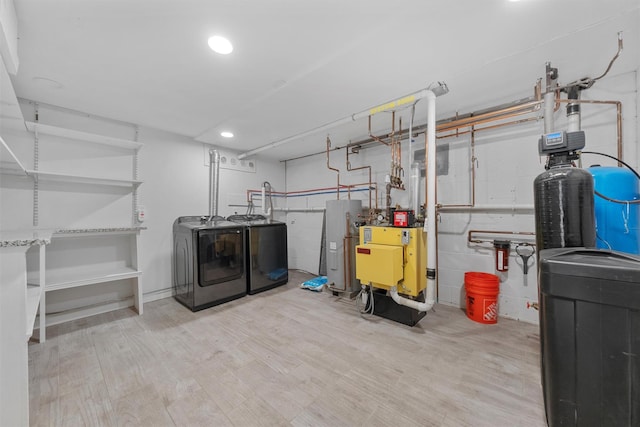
[483,300,498,321]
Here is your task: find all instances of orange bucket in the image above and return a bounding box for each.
[464,272,500,324]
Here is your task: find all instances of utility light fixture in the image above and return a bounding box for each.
[220,131,234,138]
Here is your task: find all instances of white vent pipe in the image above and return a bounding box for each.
[261,181,273,218]
[391,85,447,312]
[208,149,220,220]
[410,162,420,213]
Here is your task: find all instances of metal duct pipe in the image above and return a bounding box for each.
[208,149,220,221]
[262,181,273,218]
[326,136,340,199]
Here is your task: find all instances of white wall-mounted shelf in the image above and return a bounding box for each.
[45,266,141,292]
[0,163,29,177]
[54,228,145,238]
[25,169,143,188]
[25,121,143,151]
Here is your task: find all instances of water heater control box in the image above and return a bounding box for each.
[538,130,585,155]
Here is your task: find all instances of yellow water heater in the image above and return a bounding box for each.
[355,226,426,297]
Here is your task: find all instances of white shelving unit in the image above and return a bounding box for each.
[35,228,144,341]
[21,121,145,342]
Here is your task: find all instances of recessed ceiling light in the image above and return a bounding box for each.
[220,131,234,138]
[208,36,233,55]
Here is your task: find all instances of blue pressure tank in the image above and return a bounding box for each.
[589,166,640,255]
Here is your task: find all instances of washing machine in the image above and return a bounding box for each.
[227,215,288,294]
[173,216,247,311]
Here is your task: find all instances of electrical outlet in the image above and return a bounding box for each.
[137,206,145,222]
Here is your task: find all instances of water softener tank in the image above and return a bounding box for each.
[534,165,596,250]
[589,166,640,255]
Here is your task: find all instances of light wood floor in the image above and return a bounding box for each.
[28,270,546,426]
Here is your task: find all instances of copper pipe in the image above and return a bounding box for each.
[423,131,428,219]
[437,116,541,140]
[556,98,623,162]
[471,126,476,207]
[345,212,352,291]
[398,117,403,186]
[534,79,542,102]
[439,109,536,132]
[437,129,473,139]
[385,183,392,220]
[388,115,404,190]
[390,112,397,183]
[474,116,540,133]
[346,146,373,208]
[437,102,542,133]
[468,229,535,245]
[333,212,358,293]
[326,136,340,199]
[389,111,396,138]
[342,235,348,291]
[436,101,542,132]
[368,115,391,146]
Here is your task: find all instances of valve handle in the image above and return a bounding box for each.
[516,244,535,275]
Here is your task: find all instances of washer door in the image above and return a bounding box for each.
[198,228,244,286]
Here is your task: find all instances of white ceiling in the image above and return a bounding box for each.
[10,0,640,161]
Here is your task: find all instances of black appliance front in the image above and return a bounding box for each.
[173,218,246,311]
[539,248,640,426]
[246,222,288,294]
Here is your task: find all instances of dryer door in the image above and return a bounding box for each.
[198,228,244,286]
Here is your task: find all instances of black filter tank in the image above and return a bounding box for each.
[534,165,596,251]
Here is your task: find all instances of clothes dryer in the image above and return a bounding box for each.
[227,215,288,294]
[173,216,246,311]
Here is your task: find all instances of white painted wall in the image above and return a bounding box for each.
[1,101,285,313]
[283,70,639,324]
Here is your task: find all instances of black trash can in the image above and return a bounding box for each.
[539,248,640,426]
